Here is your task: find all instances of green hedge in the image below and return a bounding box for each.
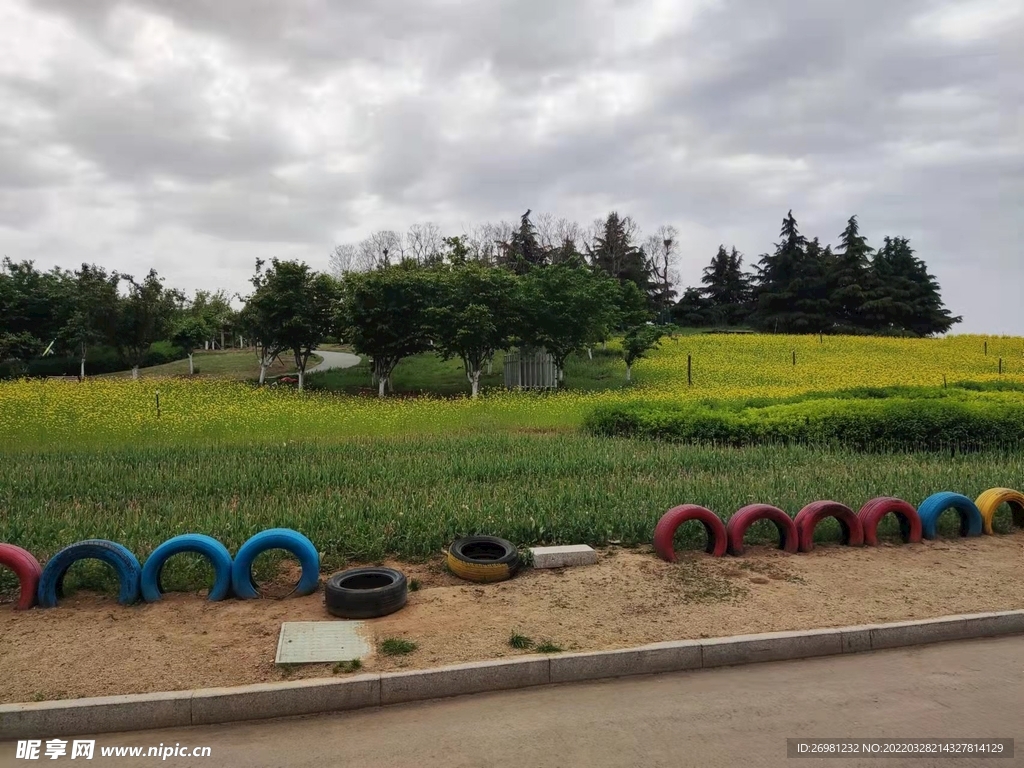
[583,390,1024,452]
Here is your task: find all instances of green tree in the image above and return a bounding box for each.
[239,260,290,385]
[828,216,874,332]
[506,209,546,275]
[589,212,652,301]
[864,237,961,336]
[672,286,710,327]
[752,211,830,333]
[621,324,663,382]
[240,260,338,390]
[339,265,434,396]
[114,270,177,379]
[427,264,518,397]
[517,264,621,381]
[59,264,121,379]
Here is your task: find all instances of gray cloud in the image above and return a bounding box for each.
[0,0,1021,332]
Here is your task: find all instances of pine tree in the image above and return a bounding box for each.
[864,237,961,336]
[507,209,545,275]
[699,246,753,326]
[829,216,874,333]
[752,212,838,333]
[589,212,653,304]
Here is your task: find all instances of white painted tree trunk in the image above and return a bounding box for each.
[588,347,593,360]
[626,364,632,382]
[470,369,481,398]
[298,368,304,391]
[188,353,194,375]
[559,367,564,381]
[259,363,268,385]
[80,358,86,380]
[132,365,140,380]
[204,341,209,350]
[378,377,387,397]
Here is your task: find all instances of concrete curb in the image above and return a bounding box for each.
[3,610,1022,740]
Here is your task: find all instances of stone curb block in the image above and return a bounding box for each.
[3,610,1022,740]
[701,628,843,668]
[549,640,701,683]
[380,657,550,706]
[191,674,380,726]
[868,610,1024,650]
[0,692,192,740]
[530,545,598,569]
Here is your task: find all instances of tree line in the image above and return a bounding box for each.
[675,212,960,335]
[1,208,961,388]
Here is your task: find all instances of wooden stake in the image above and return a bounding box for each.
[687,354,692,387]
[792,350,796,366]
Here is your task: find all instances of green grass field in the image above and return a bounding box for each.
[2,332,1023,596]
[2,434,1022,593]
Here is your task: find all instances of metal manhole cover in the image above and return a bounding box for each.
[275,621,372,664]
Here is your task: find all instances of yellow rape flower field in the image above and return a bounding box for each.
[2,333,1022,451]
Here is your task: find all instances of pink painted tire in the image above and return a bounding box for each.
[726,504,799,556]
[857,497,923,546]
[794,501,864,552]
[0,543,43,610]
[653,505,728,561]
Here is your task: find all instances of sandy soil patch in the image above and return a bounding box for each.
[2,533,1022,703]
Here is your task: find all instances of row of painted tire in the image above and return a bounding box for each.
[0,529,320,611]
[653,489,1024,562]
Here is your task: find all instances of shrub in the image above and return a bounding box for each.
[583,392,1024,452]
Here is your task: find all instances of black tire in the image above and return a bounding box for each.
[324,567,407,619]
[447,535,520,583]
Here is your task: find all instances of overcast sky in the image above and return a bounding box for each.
[1,0,1020,333]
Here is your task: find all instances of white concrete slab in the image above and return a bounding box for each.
[276,621,371,664]
[529,544,598,569]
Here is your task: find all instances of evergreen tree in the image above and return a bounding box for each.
[751,211,830,332]
[671,287,709,327]
[700,245,753,325]
[829,216,874,333]
[863,237,961,336]
[589,212,652,300]
[507,209,545,275]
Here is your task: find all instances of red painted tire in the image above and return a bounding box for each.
[794,501,864,552]
[0,543,43,610]
[726,504,799,556]
[857,497,923,546]
[653,505,728,561]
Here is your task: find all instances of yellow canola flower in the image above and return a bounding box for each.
[1,333,1022,451]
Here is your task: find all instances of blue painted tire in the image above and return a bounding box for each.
[37,539,142,608]
[918,492,984,539]
[231,528,320,599]
[140,534,233,602]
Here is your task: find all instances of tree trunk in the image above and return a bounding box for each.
[602,341,607,350]
[132,365,140,380]
[626,364,632,382]
[188,353,194,375]
[221,330,225,350]
[80,357,86,380]
[259,363,268,385]
[204,341,209,351]
[559,367,564,382]
[487,359,492,374]
[298,368,304,391]
[471,369,481,398]
[588,347,593,360]
[378,377,387,397]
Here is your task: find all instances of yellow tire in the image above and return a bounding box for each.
[975,488,1024,535]
[446,536,519,583]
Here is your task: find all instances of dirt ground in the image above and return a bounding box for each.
[2,533,1023,704]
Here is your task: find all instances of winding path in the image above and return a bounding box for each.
[307,349,361,374]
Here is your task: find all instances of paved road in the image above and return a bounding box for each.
[4,637,1021,767]
[307,349,360,374]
